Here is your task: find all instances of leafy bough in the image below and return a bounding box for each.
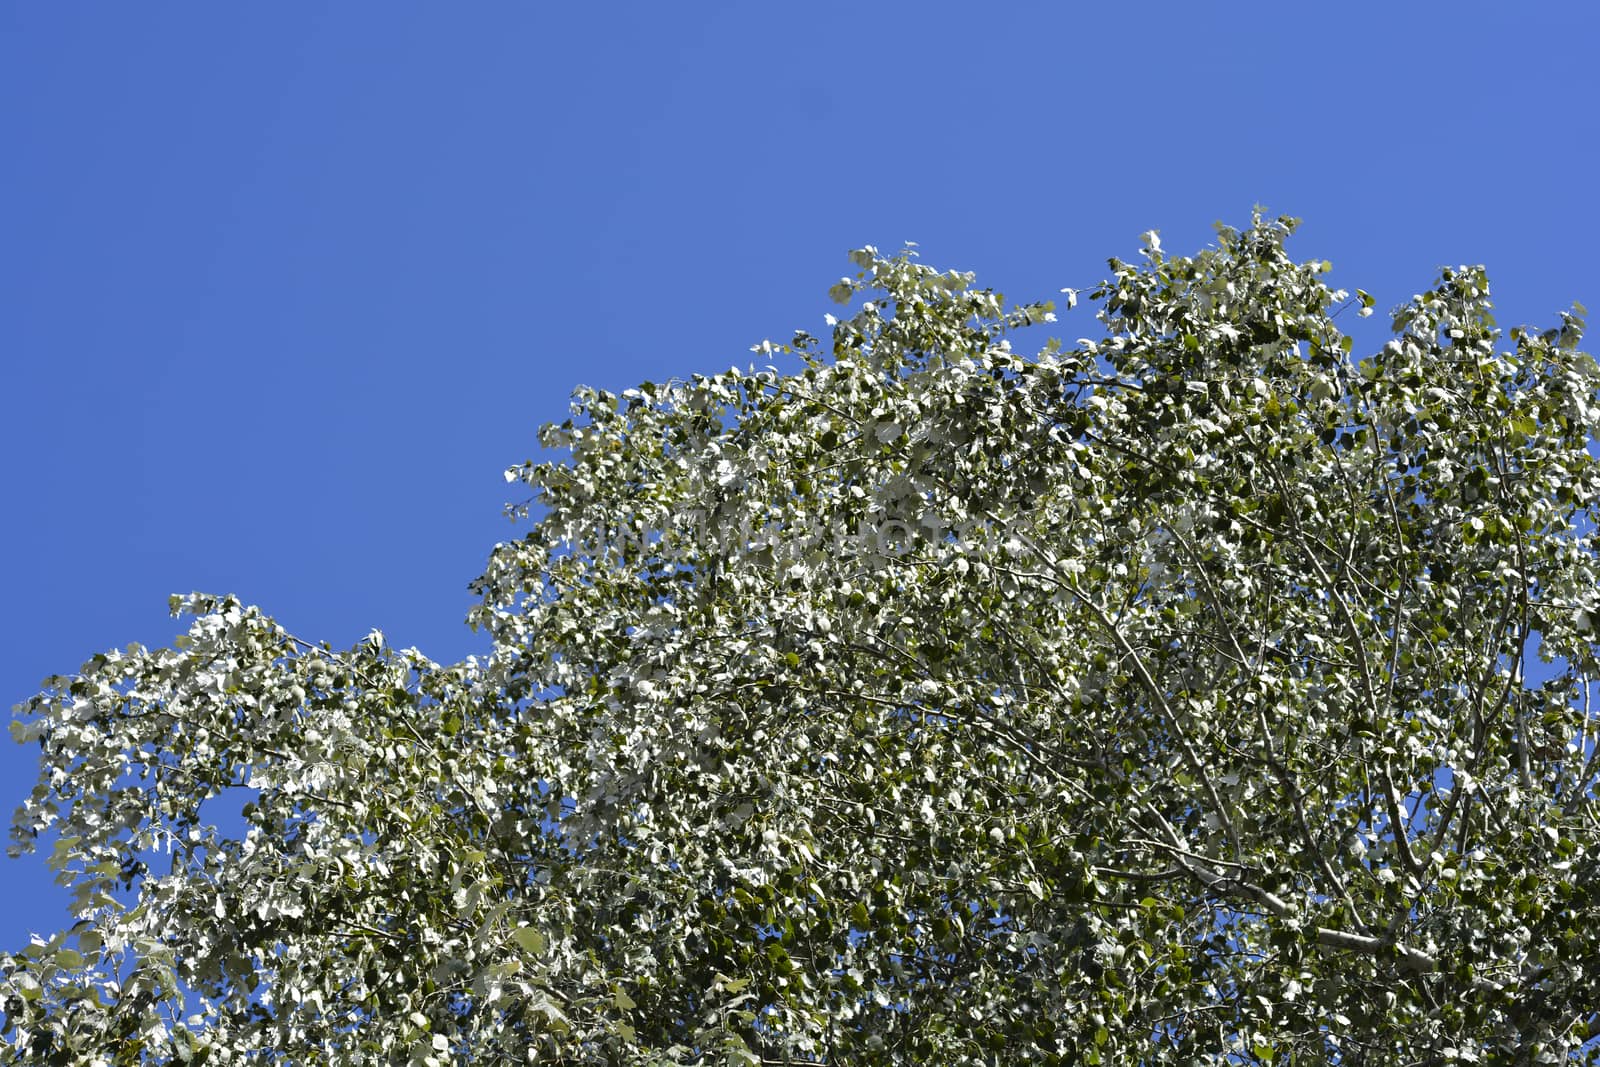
[7,214,1600,1063]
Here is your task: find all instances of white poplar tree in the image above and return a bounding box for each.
[6,214,1599,1064]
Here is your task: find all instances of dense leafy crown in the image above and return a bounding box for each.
[7,215,1600,1065]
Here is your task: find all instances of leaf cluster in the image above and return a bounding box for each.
[7,215,1600,1064]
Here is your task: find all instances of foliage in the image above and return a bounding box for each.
[7,214,1600,1064]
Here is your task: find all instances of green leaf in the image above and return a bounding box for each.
[509,927,545,956]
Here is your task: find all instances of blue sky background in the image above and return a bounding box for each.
[2,2,1596,952]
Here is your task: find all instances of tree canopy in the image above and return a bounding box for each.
[7,214,1600,1064]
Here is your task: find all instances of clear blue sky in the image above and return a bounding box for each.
[3,2,1596,952]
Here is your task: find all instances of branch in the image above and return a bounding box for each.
[1312,926,1436,974]
[1005,525,1243,860]
[1263,462,1426,882]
